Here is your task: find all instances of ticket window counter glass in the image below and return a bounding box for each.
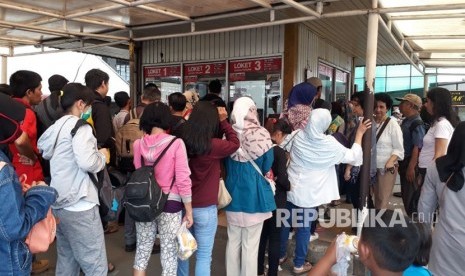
[183,62,227,103]
[228,57,282,124]
[318,63,334,102]
[143,65,182,103]
[335,70,349,101]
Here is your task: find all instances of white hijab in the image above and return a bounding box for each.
[230,97,272,162]
[291,108,347,170]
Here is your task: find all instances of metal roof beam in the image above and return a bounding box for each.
[0,1,126,29]
[421,58,465,62]
[12,41,127,57]
[0,19,128,41]
[378,3,465,13]
[378,15,423,75]
[390,13,465,20]
[414,49,465,54]
[281,0,321,17]
[105,0,190,20]
[405,35,465,40]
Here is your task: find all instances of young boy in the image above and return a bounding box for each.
[113,91,131,132]
[309,209,421,276]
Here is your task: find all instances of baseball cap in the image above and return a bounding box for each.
[395,94,422,108]
[0,93,26,144]
[307,77,322,88]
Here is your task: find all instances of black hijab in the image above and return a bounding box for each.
[436,122,465,192]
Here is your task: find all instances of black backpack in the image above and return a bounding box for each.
[123,138,177,222]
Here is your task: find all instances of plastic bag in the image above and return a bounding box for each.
[331,232,359,276]
[176,221,197,260]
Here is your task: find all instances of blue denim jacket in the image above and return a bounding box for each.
[0,152,57,276]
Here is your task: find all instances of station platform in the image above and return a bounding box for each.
[35,184,404,276]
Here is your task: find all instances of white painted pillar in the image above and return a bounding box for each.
[423,74,429,96]
[1,56,7,84]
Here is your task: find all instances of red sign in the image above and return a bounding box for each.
[183,75,198,83]
[229,72,246,82]
[183,62,226,76]
[144,65,181,78]
[318,63,333,77]
[229,57,282,74]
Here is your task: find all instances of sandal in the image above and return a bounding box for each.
[108,262,115,273]
[279,255,288,265]
[293,262,312,275]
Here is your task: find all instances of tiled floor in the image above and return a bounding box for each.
[36,184,404,275]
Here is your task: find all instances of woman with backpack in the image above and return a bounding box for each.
[177,101,240,275]
[38,83,109,275]
[132,102,193,276]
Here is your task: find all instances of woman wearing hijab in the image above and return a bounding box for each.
[281,82,318,131]
[224,97,276,276]
[279,109,371,274]
[418,122,465,276]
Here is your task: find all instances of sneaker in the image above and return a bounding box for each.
[293,262,312,275]
[309,232,319,242]
[31,259,49,274]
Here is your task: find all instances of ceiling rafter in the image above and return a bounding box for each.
[246,0,272,9]
[390,12,465,20]
[405,35,465,40]
[105,0,191,21]
[281,0,321,17]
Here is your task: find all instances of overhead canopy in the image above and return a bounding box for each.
[0,0,464,71]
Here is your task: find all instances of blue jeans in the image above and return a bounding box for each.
[279,201,316,268]
[178,205,218,276]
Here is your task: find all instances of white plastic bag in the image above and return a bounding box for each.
[176,221,198,260]
[331,232,359,276]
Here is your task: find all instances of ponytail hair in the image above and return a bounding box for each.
[60,83,94,112]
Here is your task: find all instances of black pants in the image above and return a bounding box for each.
[257,210,282,276]
[398,158,421,216]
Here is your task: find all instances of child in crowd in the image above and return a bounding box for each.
[308,209,425,276]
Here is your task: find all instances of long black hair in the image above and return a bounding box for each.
[181,101,219,156]
[427,87,459,127]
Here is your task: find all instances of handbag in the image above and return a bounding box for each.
[18,174,57,254]
[249,159,276,195]
[217,178,232,209]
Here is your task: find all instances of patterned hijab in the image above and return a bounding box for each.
[230,97,272,162]
[282,82,318,131]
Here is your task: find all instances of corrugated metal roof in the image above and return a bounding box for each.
[0,0,462,70]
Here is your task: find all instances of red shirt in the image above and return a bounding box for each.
[189,120,240,208]
[9,98,44,182]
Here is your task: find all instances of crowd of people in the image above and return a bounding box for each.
[0,68,464,276]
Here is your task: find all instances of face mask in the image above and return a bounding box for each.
[81,107,92,121]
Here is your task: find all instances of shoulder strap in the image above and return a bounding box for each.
[152,138,178,168]
[151,138,178,191]
[70,118,99,186]
[376,117,391,143]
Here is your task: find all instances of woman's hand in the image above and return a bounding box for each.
[183,211,194,228]
[218,107,228,122]
[344,168,351,182]
[356,118,372,136]
[385,160,395,173]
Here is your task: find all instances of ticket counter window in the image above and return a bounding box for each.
[318,63,334,102]
[228,57,282,124]
[143,65,181,103]
[183,62,227,103]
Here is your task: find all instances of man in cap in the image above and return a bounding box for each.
[307,77,322,100]
[396,94,426,216]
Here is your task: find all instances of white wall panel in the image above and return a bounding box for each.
[297,24,353,84]
[142,26,284,65]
